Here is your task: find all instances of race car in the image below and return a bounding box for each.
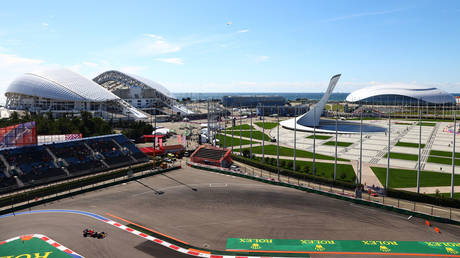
[83,229,106,239]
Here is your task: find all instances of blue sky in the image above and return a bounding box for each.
[0,0,459,97]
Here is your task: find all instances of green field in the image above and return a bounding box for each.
[430,150,460,158]
[257,157,355,182]
[394,122,413,125]
[306,135,332,140]
[416,122,436,126]
[323,141,353,147]
[371,167,460,188]
[226,124,254,130]
[427,156,460,166]
[223,130,271,141]
[254,121,278,129]
[383,152,419,161]
[235,144,349,161]
[395,141,425,148]
[216,134,257,147]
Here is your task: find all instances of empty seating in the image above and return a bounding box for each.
[0,134,147,191]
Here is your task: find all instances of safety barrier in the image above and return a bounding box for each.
[187,162,460,226]
[0,165,181,216]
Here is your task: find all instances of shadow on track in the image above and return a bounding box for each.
[160,174,198,192]
[135,179,164,195]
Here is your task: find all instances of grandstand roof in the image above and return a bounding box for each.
[93,70,175,99]
[6,69,119,102]
[345,84,456,105]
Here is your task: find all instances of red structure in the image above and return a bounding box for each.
[190,145,232,168]
[0,121,37,149]
[160,144,185,154]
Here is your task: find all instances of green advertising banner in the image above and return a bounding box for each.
[226,238,460,256]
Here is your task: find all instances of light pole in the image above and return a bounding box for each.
[293,106,297,172]
[417,100,421,194]
[359,109,363,185]
[451,107,456,198]
[277,105,280,181]
[386,109,391,189]
[334,104,338,181]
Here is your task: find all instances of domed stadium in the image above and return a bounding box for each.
[93,70,193,115]
[346,84,456,106]
[5,68,148,119]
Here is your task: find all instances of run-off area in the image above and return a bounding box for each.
[1,166,459,258]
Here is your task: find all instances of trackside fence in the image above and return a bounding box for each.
[187,161,460,226]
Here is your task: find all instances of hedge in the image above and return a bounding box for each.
[386,188,460,209]
[232,155,357,190]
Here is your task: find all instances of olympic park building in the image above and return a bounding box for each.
[345,84,456,106]
[4,68,192,120]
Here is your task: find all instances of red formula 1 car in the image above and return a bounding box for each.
[83,229,106,239]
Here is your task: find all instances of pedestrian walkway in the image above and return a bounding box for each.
[352,161,383,187]
[397,186,457,194]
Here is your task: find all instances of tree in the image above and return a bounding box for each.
[303,165,310,174]
[286,160,293,169]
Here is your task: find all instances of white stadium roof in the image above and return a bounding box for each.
[93,70,175,99]
[6,69,119,102]
[345,84,456,105]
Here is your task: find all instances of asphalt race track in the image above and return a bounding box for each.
[1,166,459,257]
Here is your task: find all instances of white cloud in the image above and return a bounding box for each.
[0,53,44,67]
[136,34,181,56]
[321,8,407,23]
[41,22,49,27]
[254,55,269,63]
[237,29,249,33]
[156,57,184,65]
[82,61,99,68]
[119,66,146,74]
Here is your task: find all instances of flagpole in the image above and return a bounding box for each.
[452,107,456,198]
[277,105,280,181]
[313,107,316,175]
[262,105,265,164]
[386,101,391,189]
[250,107,253,158]
[359,108,363,185]
[334,104,338,180]
[293,106,296,171]
[417,99,421,194]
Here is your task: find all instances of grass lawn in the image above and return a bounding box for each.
[226,124,254,130]
[383,152,419,161]
[395,141,425,148]
[427,156,460,166]
[322,141,353,147]
[427,192,460,200]
[235,144,349,161]
[306,135,332,140]
[222,130,271,141]
[254,122,278,129]
[430,150,460,159]
[256,157,356,183]
[216,134,257,147]
[371,167,460,188]
[394,122,413,125]
[416,122,436,126]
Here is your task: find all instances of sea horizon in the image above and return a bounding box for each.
[174,92,460,101]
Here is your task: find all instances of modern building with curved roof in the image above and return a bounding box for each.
[5,68,147,119]
[346,84,456,105]
[93,70,192,115]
